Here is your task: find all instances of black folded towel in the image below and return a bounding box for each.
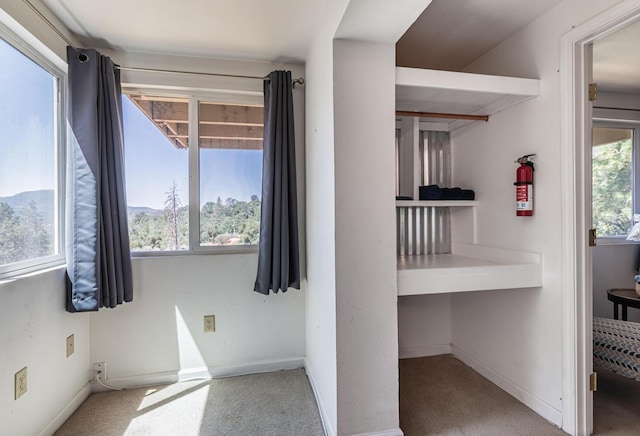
[419,185,476,201]
[419,185,442,200]
[396,195,413,201]
[460,189,475,200]
[441,187,462,199]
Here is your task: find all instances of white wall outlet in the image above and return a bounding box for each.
[204,315,215,332]
[15,367,27,400]
[94,362,107,381]
[66,334,75,357]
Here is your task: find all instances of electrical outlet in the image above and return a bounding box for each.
[15,367,27,400]
[66,334,75,357]
[94,362,107,381]
[204,315,215,332]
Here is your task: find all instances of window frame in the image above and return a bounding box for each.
[0,23,66,279]
[592,119,640,244]
[122,86,264,256]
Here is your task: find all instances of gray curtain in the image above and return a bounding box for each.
[66,47,133,312]
[253,70,300,295]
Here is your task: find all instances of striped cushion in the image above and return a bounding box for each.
[593,316,640,381]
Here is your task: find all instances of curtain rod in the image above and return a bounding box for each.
[22,0,305,87]
[396,110,490,122]
[594,106,640,112]
[116,66,305,87]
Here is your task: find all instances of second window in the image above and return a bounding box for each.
[123,92,263,253]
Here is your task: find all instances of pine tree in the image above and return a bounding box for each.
[164,182,184,250]
[0,202,23,264]
[21,200,51,258]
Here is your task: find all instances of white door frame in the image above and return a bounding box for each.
[560,1,640,434]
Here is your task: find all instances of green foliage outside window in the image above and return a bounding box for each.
[0,200,52,264]
[127,184,261,251]
[592,138,633,237]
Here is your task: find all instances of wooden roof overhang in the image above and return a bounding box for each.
[127,95,264,150]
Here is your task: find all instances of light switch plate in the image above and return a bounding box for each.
[66,334,75,357]
[204,315,215,332]
[15,367,27,400]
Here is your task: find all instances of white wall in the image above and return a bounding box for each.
[445,0,622,429]
[303,2,345,431]
[398,294,452,359]
[333,39,399,436]
[90,254,306,383]
[0,268,91,436]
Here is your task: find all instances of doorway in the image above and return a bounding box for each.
[561,1,640,434]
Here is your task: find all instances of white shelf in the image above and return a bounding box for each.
[397,243,542,296]
[396,67,540,131]
[396,200,478,207]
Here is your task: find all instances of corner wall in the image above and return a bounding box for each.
[0,2,91,434]
[304,29,339,436]
[333,39,400,436]
[447,0,623,428]
[0,268,91,436]
[90,254,306,384]
[88,53,308,387]
[398,294,452,359]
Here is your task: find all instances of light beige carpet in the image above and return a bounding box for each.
[55,369,324,436]
[593,365,640,435]
[400,355,567,436]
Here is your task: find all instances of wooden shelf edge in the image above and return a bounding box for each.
[396,200,478,207]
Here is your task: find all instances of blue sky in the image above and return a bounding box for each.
[0,35,262,208]
[0,37,55,198]
[122,97,263,210]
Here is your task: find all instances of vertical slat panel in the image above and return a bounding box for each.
[395,130,453,256]
[443,207,451,253]
[432,207,442,254]
[411,206,417,255]
[396,207,401,256]
[403,206,409,256]
[419,207,425,255]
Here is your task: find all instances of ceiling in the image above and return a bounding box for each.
[37,0,640,94]
[593,19,640,93]
[396,0,564,71]
[39,0,565,67]
[40,0,329,63]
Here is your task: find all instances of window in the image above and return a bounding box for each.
[592,124,638,238]
[123,91,263,253]
[0,29,64,277]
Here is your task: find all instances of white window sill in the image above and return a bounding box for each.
[0,261,65,286]
[596,237,640,246]
[131,245,259,258]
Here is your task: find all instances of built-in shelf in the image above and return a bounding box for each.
[396,67,540,131]
[396,200,478,208]
[397,242,542,296]
[394,67,542,295]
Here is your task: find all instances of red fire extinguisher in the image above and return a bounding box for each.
[515,154,535,216]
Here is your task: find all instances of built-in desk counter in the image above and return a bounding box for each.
[397,242,542,295]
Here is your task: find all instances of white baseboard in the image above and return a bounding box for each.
[38,383,91,436]
[399,344,451,359]
[305,358,334,436]
[451,345,562,427]
[352,429,404,436]
[91,357,305,393]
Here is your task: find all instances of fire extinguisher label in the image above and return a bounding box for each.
[516,184,533,210]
